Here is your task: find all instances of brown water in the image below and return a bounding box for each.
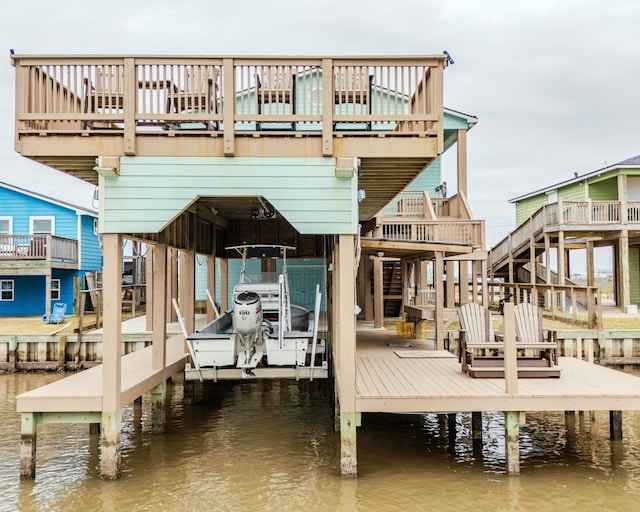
[2,371,640,512]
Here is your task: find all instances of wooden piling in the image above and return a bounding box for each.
[504,411,520,475]
[20,413,37,480]
[472,412,483,440]
[151,380,167,434]
[610,410,623,440]
[100,410,122,480]
[340,411,358,477]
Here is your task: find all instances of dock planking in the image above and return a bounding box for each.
[16,335,189,413]
[355,325,640,414]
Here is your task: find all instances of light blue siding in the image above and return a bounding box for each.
[405,157,441,197]
[102,157,356,235]
[79,215,102,271]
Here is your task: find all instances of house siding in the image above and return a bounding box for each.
[79,214,102,271]
[515,195,548,227]
[102,157,356,235]
[405,158,441,197]
[588,177,618,201]
[0,187,76,236]
[558,182,587,202]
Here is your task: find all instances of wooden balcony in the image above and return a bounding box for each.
[0,235,78,270]
[11,56,446,202]
[376,190,485,247]
[489,200,640,271]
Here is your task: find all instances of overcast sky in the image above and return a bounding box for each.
[1,0,638,252]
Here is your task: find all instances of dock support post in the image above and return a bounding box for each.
[151,380,167,434]
[610,410,623,440]
[20,413,37,480]
[504,411,520,475]
[447,413,457,439]
[100,410,122,480]
[472,412,482,440]
[340,411,358,477]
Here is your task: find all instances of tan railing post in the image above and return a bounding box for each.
[222,58,235,156]
[123,58,136,155]
[322,58,333,156]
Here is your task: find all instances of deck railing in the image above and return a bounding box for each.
[0,235,78,263]
[381,219,484,245]
[489,200,640,269]
[12,56,445,146]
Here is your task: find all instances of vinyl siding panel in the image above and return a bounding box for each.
[405,158,441,197]
[588,177,618,201]
[79,215,102,271]
[102,157,356,235]
[515,195,547,227]
[558,182,587,202]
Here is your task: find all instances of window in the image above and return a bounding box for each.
[0,217,12,235]
[51,279,60,300]
[30,217,54,235]
[0,280,14,301]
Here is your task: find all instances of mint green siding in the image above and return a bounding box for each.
[515,195,548,227]
[630,247,640,304]
[588,177,618,200]
[405,158,441,196]
[102,157,356,235]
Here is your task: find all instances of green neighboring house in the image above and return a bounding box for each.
[490,155,640,310]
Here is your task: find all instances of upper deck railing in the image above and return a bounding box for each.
[489,199,640,269]
[12,55,446,155]
[0,235,78,264]
[378,190,484,247]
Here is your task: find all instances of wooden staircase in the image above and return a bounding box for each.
[383,260,403,317]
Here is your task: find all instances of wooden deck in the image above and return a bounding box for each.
[355,324,640,414]
[16,335,188,413]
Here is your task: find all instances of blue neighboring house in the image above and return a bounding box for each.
[0,181,102,317]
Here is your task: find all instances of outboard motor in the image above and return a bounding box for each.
[233,291,262,335]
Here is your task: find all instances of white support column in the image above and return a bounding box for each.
[101,233,122,480]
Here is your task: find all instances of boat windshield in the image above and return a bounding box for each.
[241,272,280,284]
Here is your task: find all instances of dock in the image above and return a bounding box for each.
[14,314,640,480]
[355,325,640,413]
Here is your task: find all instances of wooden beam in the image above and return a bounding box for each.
[456,128,467,197]
[360,239,473,254]
[152,243,167,370]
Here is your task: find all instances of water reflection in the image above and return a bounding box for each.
[2,371,640,511]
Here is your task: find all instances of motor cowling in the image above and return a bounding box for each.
[233,291,263,335]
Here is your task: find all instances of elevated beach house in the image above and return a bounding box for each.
[0,181,102,317]
[11,54,490,478]
[489,155,640,313]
